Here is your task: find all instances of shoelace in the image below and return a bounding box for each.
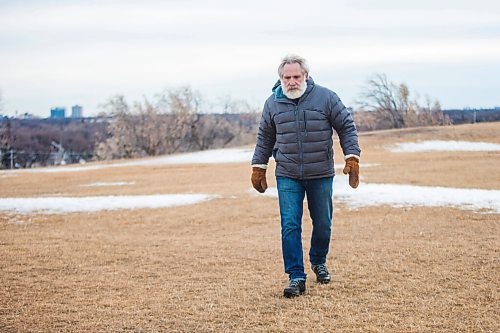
[289,280,301,287]
[314,264,328,275]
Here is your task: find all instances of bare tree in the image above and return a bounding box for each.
[95,95,138,159]
[187,114,234,150]
[95,87,203,159]
[356,73,407,128]
[158,87,200,153]
[94,87,262,161]
[356,73,449,129]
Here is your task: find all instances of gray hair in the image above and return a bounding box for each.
[278,54,310,78]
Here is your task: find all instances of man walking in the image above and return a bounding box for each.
[251,55,361,298]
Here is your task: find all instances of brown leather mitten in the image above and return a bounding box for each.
[251,167,268,193]
[343,157,359,189]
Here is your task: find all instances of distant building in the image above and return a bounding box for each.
[50,107,65,119]
[71,105,83,118]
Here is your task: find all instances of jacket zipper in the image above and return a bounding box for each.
[295,107,304,178]
[303,110,308,136]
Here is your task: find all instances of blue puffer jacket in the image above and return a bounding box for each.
[252,77,361,180]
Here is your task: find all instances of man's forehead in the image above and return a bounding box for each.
[283,63,303,74]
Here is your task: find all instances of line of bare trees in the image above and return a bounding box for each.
[94,75,450,160]
[353,73,451,131]
[0,86,260,168]
[94,87,259,160]
[1,75,454,168]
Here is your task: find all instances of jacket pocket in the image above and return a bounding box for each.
[275,148,295,164]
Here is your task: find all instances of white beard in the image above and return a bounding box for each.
[281,79,307,99]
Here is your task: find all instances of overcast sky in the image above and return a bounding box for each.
[1,0,499,117]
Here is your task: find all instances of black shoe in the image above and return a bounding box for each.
[311,264,331,284]
[283,279,306,298]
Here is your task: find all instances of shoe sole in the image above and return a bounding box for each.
[316,278,330,284]
[283,290,305,298]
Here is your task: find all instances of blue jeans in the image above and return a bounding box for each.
[276,176,333,281]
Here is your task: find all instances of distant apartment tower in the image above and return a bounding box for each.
[50,107,66,119]
[71,105,83,118]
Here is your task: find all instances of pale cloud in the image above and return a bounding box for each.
[0,0,499,116]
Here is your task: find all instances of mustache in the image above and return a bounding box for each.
[281,80,307,99]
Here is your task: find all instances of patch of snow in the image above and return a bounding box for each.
[256,176,500,213]
[0,148,380,175]
[10,164,117,173]
[0,173,17,178]
[388,140,500,152]
[80,182,135,187]
[0,194,215,214]
[142,148,254,165]
[3,148,255,174]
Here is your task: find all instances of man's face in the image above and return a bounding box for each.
[281,63,307,99]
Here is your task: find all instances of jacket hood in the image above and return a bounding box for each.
[272,77,315,101]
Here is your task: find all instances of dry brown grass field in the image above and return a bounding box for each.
[1,122,499,332]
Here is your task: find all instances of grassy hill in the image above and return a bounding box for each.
[1,122,499,332]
